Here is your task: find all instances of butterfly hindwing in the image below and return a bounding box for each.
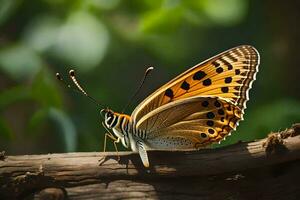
[137,96,242,149]
[132,45,259,124]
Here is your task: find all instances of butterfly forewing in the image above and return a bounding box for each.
[132,45,259,123]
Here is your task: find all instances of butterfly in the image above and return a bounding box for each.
[57,45,259,168]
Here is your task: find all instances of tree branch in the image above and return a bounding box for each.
[1,124,300,200]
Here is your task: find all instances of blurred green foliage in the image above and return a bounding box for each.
[0,0,300,154]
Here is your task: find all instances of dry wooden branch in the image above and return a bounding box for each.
[1,124,300,200]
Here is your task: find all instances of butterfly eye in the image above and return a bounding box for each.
[104,110,114,126]
[107,111,113,118]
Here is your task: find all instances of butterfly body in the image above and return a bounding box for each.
[102,45,259,167]
[103,109,151,166]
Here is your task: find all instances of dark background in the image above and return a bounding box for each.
[0,0,299,154]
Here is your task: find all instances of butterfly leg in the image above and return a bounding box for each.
[102,122,120,159]
[99,133,120,165]
[103,132,121,160]
[99,122,121,164]
[136,140,149,167]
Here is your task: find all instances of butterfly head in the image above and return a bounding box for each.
[101,108,116,129]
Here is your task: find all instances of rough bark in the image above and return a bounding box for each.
[0,124,300,200]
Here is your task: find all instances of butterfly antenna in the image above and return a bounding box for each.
[122,66,154,113]
[56,69,104,108]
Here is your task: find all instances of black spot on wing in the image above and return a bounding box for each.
[180,81,190,90]
[216,67,223,73]
[214,100,221,108]
[206,112,215,119]
[193,70,206,80]
[202,101,209,107]
[201,133,207,138]
[203,78,212,86]
[225,77,232,84]
[207,120,214,126]
[221,87,229,93]
[208,128,215,134]
[218,109,225,115]
[165,88,174,98]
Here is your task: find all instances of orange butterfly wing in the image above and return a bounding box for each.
[131,45,259,123]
